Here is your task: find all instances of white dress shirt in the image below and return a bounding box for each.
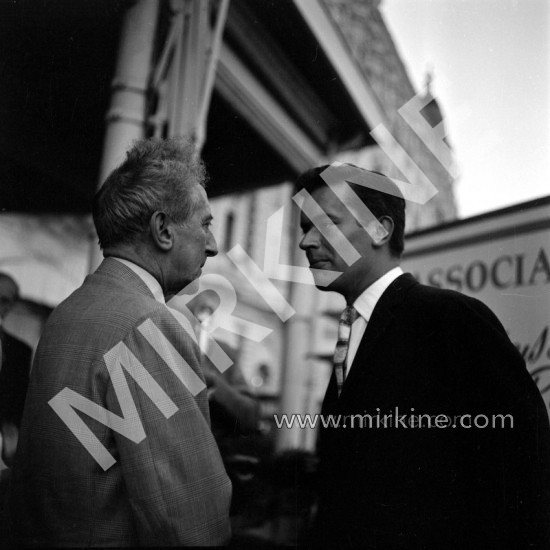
[344,266,404,377]
[111,257,165,304]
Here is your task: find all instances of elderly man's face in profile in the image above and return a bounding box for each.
[169,185,218,293]
[0,277,18,321]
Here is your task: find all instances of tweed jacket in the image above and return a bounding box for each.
[7,258,232,547]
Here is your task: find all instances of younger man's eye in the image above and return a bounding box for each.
[321,219,337,230]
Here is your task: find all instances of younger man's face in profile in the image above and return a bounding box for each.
[298,185,377,295]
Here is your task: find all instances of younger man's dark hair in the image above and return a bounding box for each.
[294,164,406,257]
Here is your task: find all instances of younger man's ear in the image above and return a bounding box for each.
[149,211,174,251]
[372,216,394,249]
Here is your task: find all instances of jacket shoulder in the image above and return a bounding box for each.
[47,270,160,332]
[406,278,505,328]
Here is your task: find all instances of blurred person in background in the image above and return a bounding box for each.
[6,138,232,547]
[188,291,261,526]
[0,273,32,468]
[191,290,259,454]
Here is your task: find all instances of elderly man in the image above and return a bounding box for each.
[296,165,550,549]
[7,139,232,546]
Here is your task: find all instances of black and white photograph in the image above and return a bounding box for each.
[0,0,548,547]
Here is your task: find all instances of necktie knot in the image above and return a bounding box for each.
[340,305,358,327]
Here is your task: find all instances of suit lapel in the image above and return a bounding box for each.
[340,273,417,397]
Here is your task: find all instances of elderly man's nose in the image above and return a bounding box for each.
[206,231,218,257]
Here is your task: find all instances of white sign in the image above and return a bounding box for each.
[403,197,550,415]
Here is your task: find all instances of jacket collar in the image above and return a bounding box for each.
[324,273,418,405]
[91,257,156,301]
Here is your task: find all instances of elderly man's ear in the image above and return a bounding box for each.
[149,211,175,251]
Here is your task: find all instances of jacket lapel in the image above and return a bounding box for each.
[340,273,417,397]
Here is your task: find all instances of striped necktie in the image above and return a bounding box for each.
[333,306,358,397]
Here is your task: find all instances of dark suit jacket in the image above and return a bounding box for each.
[6,258,232,547]
[0,330,32,426]
[314,274,550,550]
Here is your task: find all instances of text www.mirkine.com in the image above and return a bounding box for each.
[273,409,514,429]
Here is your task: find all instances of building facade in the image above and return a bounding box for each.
[0,0,458,450]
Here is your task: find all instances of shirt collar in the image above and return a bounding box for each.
[111,257,165,304]
[353,266,404,322]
